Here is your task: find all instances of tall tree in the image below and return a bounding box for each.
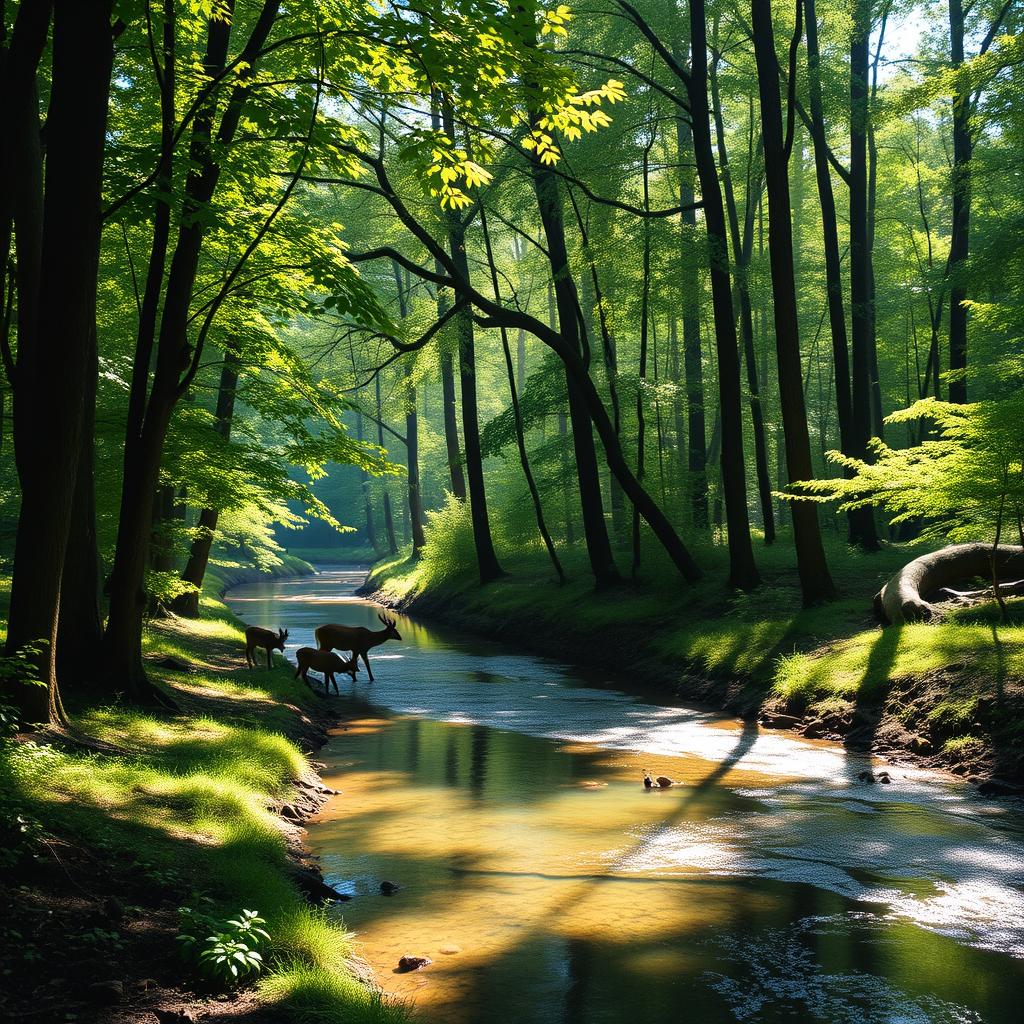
[3,0,115,722]
[751,0,836,603]
[849,0,881,549]
[621,0,759,590]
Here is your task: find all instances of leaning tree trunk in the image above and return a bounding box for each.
[752,0,835,604]
[530,145,618,587]
[874,544,1024,624]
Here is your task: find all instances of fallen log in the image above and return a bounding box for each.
[874,543,1024,625]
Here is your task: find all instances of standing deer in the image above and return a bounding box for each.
[294,647,359,695]
[314,613,401,682]
[244,626,288,669]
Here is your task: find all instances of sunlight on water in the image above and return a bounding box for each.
[226,568,1024,1023]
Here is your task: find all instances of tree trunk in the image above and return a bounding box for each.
[752,0,836,604]
[711,60,774,545]
[5,0,113,724]
[481,209,564,582]
[375,374,399,554]
[673,65,708,530]
[947,0,970,404]
[685,2,759,589]
[103,1,279,693]
[531,164,618,586]
[170,352,239,616]
[805,0,864,543]
[848,0,880,550]
[404,362,427,555]
[56,315,103,690]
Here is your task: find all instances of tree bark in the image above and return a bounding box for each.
[947,0,970,404]
[530,155,618,586]
[752,0,836,604]
[849,0,881,550]
[710,58,774,545]
[683,2,759,589]
[103,1,279,693]
[804,0,864,543]
[673,60,708,530]
[5,0,113,723]
[376,374,399,555]
[170,352,239,616]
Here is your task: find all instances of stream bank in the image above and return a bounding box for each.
[0,566,406,1024]
[361,551,1024,792]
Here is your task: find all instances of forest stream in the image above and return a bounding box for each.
[226,567,1024,1024]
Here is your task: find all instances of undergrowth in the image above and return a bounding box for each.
[0,568,409,1023]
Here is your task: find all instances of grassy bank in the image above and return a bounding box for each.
[363,514,1024,787]
[0,569,408,1023]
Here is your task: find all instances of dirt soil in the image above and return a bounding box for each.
[0,678,344,1024]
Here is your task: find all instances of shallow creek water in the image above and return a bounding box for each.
[226,567,1024,1023]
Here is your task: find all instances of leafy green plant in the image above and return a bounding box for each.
[0,798,48,870]
[176,905,271,986]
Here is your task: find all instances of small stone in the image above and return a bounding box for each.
[103,896,125,922]
[380,880,400,895]
[439,944,461,955]
[397,955,432,972]
[85,980,123,1005]
[153,1010,196,1024]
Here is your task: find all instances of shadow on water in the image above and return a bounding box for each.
[228,568,1024,1024]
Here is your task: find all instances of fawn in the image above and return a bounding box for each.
[294,647,359,695]
[244,626,288,669]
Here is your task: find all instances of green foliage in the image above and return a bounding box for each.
[177,904,271,986]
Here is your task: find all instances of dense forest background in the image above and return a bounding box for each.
[2,0,1023,723]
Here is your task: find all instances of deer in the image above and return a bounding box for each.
[244,626,288,669]
[314,613,401,682]
[294,647,359,695]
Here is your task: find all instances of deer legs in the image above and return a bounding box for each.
[361,651,374,682]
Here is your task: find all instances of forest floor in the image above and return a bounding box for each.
[0,560,409,1024]
[363,534,1024,792]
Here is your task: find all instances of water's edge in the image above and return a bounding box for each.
[360,575,1020,795]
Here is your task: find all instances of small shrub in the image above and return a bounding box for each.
[177,904,271,987]
[0,797,48,870]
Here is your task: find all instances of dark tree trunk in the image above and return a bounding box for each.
[103,1,279,694]
[752,0,836,604]
[404,362,427,555]
[947,0,970,404]
[805,0,864,543]
[849,0,880,549]
[56,316,103,690]
[711,59,774,545]
[684,2,759,589]
[355,404,379,553]
[5,0,113,724]
[531,160,618,586]
[170,352,239,617]
[440,343,467,500]
[673,73,708,530]
[633,140,653,576]
[481,209,564,582]
[376,375,399,555]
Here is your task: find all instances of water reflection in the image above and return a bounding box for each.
[226,568,1024,1023]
